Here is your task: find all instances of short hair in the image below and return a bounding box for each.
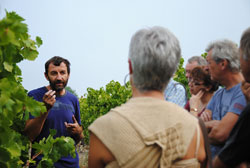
[129,26,181,92]
[45,56,71,75]
[205,39,240,72]
[190,66,219,93]
[187,56,207,66]
[240,27,250,60]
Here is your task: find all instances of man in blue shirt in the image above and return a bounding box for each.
[24,56,83,168]
[200,39,246,158]
[164,78,187,107]
[213,27,250,167]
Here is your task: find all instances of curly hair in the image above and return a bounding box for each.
[190,66,219,92]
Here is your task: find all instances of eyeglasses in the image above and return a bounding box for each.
[189,79,204,86]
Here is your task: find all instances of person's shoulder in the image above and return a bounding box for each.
[230,83,245,98]
[65,91,79,101]
[212,87,225,97]
[28,86,47,96]
[88,111,117,131]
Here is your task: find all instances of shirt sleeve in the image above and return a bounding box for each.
[227,91,246,115]
[218,104,250,167]
[206,93,216,112]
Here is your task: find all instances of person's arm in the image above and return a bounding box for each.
[189,90,205,116]
[88,132,115,168]
[208,112,239,145]
[213,104,250,168]
[204,120,220,133]
[213,156,228,168]
[24,90,56,141]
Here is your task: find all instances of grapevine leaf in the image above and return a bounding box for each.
[0,147,11,162]
[21,47,38,60]
[3,61,13,72]
[36,36,43,47]
[6,11,25,22]
[7,143,21,158]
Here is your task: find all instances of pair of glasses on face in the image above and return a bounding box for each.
[189,79,204,86]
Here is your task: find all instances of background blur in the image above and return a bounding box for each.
[1,0,250,96]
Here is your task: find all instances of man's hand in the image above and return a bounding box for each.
[241,81,250,103]
[64,115,83,143]
[200,110,212,122]
[43,90,56,110]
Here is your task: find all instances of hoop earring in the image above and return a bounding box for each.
[124,73,130,88]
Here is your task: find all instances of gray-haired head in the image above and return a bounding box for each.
[240,27,250,61]
[129,26,181,92]
[187,56,207,66]
[205,39,240,72]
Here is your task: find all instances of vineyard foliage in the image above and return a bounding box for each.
[0,11,75,167]
[173,57,190,98]
[80,58,188,144]
[80,80,132,144]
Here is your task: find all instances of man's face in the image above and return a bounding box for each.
[185,61,198,80]
[46,62,69,92]
[240,49,250,83]
[206,50,221,82]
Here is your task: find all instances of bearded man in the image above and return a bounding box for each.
[24,56,83,168]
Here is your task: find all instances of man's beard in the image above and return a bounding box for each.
[48,78,68,92]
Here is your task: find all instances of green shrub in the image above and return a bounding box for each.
[80,80,132,144]
[0,11,76,167]
[174,57,190,98]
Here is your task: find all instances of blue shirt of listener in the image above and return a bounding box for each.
[164,78,187,107]
[206,83,246,159]
[28,86,81,168]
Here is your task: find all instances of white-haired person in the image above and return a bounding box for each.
[201,39,247,159]
[87,26,209,168]
[213,27,250,167]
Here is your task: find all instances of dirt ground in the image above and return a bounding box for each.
[76,143,89,168]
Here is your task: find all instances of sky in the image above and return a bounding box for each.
[1,0,250,96]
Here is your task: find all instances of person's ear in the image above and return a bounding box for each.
[44,72,49,81]
[128,59,133,74]
[221,59,228,70]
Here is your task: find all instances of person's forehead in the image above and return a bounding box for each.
[48,62,67,70]
[186,61,198,68]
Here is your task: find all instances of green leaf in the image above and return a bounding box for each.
[36,36,43,47]
[0,28,16,45]
[6,143,21,158]
[0,147,11,162]
[3,61,13,72]
[21,47,38,60]
[6,11,25,22]
[49,129,57,137]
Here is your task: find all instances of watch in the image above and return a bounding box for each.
[191,107,198,113]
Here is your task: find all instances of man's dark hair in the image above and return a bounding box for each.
[240,27,250,61]
[45,56,71,75]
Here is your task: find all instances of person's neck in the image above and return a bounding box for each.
[46,85,65,96]
[201,92,214,105]
[132,86,165,100]
[220,72,244,90]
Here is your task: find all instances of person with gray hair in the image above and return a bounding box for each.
[185,56,207,80]
[200,39,247,159]
[87,26,208,168]
[213,27,250,168]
